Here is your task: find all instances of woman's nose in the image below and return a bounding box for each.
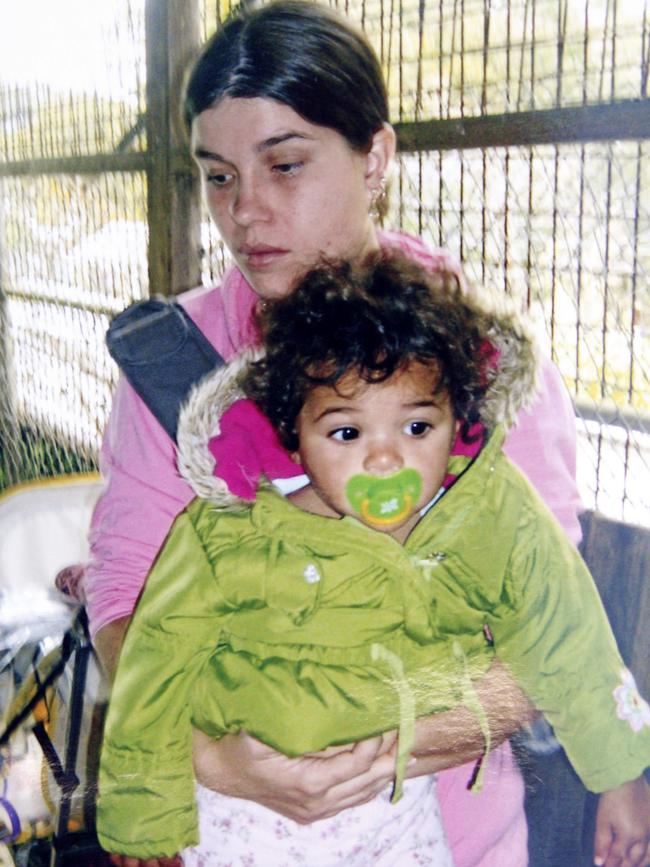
[229,178,270,226]
[363,441,404,476]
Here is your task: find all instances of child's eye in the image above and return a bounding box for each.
[329,426,360,442]
[404,421,431,437]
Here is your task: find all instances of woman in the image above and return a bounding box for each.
[87,2,585,865]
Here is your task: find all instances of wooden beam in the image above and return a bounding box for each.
[144,0,202,296]
[574,400,650,436]
[0,149,197,179]
[0,152,149,178]
[395,100,650,153]
[4,100,648,179]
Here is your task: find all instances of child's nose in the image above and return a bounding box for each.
[363,441,404,476]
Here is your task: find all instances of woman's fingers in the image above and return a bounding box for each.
[295,749,398,822]
[275,744,398,824]
[192,728,398,824]
[298,733,392,789]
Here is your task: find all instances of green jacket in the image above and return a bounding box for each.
[97,425,650,857]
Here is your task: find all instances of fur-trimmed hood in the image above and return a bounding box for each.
[176,299,541,510]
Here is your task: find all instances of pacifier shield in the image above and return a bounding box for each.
[345,468,423,527]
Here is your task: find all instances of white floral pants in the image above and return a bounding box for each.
[182,776,453,866]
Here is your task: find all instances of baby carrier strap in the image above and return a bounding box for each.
[106,297,224,441]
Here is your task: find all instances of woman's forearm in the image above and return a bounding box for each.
[408,658,536,776]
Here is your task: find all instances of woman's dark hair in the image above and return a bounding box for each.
[183,0,389,152]
[244,254,499,451]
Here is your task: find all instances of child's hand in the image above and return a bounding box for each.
[594,776,650,867]
[108,854,183,867]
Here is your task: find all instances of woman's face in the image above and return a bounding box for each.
[191,97,393,299]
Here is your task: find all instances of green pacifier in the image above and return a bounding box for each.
[345,468,423,527]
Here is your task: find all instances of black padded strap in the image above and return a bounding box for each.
[106,297,224,441]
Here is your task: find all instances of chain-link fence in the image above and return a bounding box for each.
[1,0,649,525]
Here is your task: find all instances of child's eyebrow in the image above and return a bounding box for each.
[313,404,359,422]
[403,399,444,409]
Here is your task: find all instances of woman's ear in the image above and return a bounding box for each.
[364,123,396,190]
[290,449,302,464]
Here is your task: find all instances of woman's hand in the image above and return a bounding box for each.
[593,776,650,867]
[192,728,397,824]
[108,855,183,867]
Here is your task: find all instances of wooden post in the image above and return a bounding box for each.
[145,0,202,296]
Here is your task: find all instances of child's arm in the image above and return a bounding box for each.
[486,474,650,863]
[490,489,650,795]
[594,776,650,867]
[97,505,226,860]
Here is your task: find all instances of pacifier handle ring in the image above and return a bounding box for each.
[359,493,413,527]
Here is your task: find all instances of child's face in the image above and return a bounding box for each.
[294,361,460,542]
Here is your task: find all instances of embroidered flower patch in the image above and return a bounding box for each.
[613,669,650,732]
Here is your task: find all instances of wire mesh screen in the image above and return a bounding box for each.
[1,0,649,527]
[0,1,147,489]
[1,4,146,163]
[0,171,148,488]
[335,0,649,119]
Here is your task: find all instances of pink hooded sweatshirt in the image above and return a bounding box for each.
[86,230,583,867]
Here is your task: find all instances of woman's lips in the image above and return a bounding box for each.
[239,245,289,269]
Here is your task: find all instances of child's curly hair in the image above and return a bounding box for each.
[243,253,499,451]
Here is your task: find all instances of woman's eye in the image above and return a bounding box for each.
[272,161,303,176]
[206,172,232,187]
[405,421,431,437]
[330,427,360,442]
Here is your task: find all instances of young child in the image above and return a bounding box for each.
[98,255,650,867]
